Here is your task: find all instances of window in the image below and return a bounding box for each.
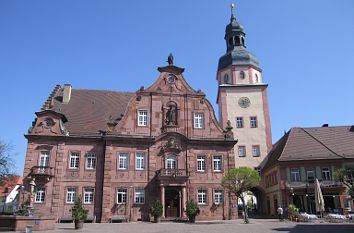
[39,151,49,167]
[83,188,94,204]
[322,167,331,181]
[35,187,45,203]
[290,168,301,182]
[250,116,257,128]
[238,146,246,157]
[223,74,229,84]
[194,112,204,129]
[240,71,245,80]
[213,156,222,172]
[135,189,145,204]
[69,152,80,169]
[166,156,177,170]
[66,187,76,204]
[135,153,145,170]
[214,190,223,205]
[85,153,96,169]
[236,117,244,128]
[118,153,128,170]
[198,190,207,205]
[255,74,259,83]
[117,189,127,204]
[252,145,260,157]
[137,110,148,126]
[306,169,315,182]
[197,155,206,172]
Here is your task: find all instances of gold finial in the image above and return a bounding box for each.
[230,3,235,16]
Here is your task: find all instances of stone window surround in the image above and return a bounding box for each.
[238,145,246,157]
[197,155,206,172]
[134,188,145,204]
[236,116,244,128]
[137,109,148,127]
[38,150,50,167]
[250,116,258,128]
[212,155,223,172]
[116,188,128,204]
[135,152,145,171]
[165,154,178,170]
[85,152,96,170]
[65,187,77,204]
[193,112,204,129]
[117,152,129,170]
[252,145,261,157]
[68,151,80,170]
[83,187,95,205]
[197,189,208,205]
[35,186,46,204]
[213,189,223,205]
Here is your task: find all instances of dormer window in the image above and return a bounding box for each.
[240,71,245,80]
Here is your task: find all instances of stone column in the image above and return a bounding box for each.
[182,186,187,217]
[161,186,165,218]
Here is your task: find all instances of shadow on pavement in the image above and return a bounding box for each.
[273,224,354,233]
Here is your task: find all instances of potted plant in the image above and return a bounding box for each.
[288,204,299,221]
[150,200,163,223]
[71,196,88,230]
[185,199,200,223]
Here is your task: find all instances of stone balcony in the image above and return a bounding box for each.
[30,166,54,178]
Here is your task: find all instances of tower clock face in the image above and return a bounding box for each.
[238,97,250,108]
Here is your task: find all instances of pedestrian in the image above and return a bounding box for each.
[277,206,283,221]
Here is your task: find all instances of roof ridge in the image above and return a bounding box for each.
[276,130,291,162]
[300,127,346,159]
[41,84,62,111]
[72,89,135,94]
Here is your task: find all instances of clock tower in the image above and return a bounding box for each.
[217,6,272,168]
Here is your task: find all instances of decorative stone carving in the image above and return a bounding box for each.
[224,120,234,140]
[159,136,182,155]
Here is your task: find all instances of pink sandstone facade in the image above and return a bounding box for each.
[23,65,237,222]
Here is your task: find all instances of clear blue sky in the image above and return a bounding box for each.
[1,0,354,175]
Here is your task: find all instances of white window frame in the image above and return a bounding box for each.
[306,169,315,182]
[197,155,206,172]
[236,117,243,128]
[39,151,49,167]
[118,153,128,170]
[250,116,257,128]
[137,110,148,126]
[69,152,80,169]
[322,167,331,181]
[66,187,76,204]
[214,190,223,205]
[252,145,260,157]
[134,189,145,204]
[135,153,145,170]
[85,153,96,170]
[35,187,45,203]
[290,168,301,182]
[238,146,246,157]
[198,190,207,205]
[83,187,94,204]
[213,156,222,172]
[166,156,177,170]
[193,112,204,129]
[117,189,127,204]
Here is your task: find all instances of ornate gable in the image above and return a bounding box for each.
[29,110,68,136]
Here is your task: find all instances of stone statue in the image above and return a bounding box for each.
[165,105,177,126]
[167,53,174,65]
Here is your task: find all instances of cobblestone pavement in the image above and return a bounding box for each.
[8,219,354,233]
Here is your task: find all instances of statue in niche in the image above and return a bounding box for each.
[165,104,177,126]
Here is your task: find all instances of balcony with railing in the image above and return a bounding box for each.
[30,166,54,178]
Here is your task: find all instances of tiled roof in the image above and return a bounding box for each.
[262,126,354,170]
[0,176,22,198]
[51,88,134,135]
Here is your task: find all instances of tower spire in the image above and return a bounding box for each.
[230,3,235,19]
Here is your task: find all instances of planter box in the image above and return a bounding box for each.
[0,215,56,231]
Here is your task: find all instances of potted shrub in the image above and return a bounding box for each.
[185,199,200,223]
[150,200,163,223]
[288,204,299,221]
[71,196,88,230]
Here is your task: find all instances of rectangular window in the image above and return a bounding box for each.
[198,190,207,205]
[322,167,331,181]
[306,169,315,182]
[252,145,260,157]
[135,153,145,170]
[236,117,243,128]
[135,189,145,204]
[238,146,246,157]
[290,168,301,182]
[85,153,96,170]
[214,190,223,205]
[250,116,257,128]
[194,112,204,129]
[137,110,148,126]
[66,187,76,204]
[197,155,206,172]
[35,187,45,203]
[69,152,80,169]
[118,153,128,170]
[213,156,222,172]
[117,189,127,204]
[39,151,49,167]
[83,188,94,204]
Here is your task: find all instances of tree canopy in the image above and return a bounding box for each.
[334,168,354,197]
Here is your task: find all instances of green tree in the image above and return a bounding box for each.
[334,168,354,197]
[221,167,260,224]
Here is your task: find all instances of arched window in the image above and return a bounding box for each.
[234,36,240,45]
[166,155,177,170]
[228,37,234,46]
[223,74,229,84]
[255,74,259,83]
[240,71,245,80]
[241,37,245,46]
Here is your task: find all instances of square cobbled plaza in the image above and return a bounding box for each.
[3,219,353,233]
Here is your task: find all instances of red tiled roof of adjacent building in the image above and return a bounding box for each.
[50,88,134,135]
[262,125,354,170]
[0,176,22,198]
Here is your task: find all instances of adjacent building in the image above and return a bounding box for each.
[261,125,354,215]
